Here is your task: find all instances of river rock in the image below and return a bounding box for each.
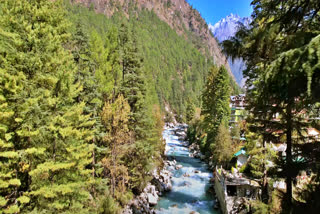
[183,173,190,177]
[165,182,172,191]
[180,181,192,187]
[190,211,200,214]
[122,205,133,214]
[194,170,200,173]
[175,164,183,170]
[147,193,158,206]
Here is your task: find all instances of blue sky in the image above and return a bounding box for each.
[187,0,253,25]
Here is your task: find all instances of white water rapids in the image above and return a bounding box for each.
[155,125,220,214]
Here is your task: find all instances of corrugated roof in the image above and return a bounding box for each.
[234,148,246,157]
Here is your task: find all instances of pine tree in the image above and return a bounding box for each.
[202,65,231,155]
[89,30,115,99]
[186,99,196,123]
[0,47,25,213]
[222,0,320,208]
[212,124,233,167]
[118,22,165,193]
[119,23,146,122]
[101,94,132,204]
[0,0,94,212]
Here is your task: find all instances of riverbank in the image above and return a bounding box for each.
[122,156,174,214]
[123,124,220,214]
[155,124,219,214]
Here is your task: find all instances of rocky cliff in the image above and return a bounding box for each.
[72,0,233,78]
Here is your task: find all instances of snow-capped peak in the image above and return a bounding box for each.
[208,14,252,87]
[209,13,251,42]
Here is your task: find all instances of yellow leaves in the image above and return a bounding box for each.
[8,179,20,186]
[25,147,46,155]
[30,188,56,199]
[0,151,18,158]
[19,162,30,172]
[14,118,23,123]
[0,196,7,206]
[101,94,130,130]
[29,183,84,199]
[29,161,76,177]
[3,204,19,214]
[0,178,21,188]
[47,97,58,107]
[0,110,14,119]
[4,133,12,141]
[17,196,30,204]
[0,95,6,102]
[0,139,13,148]
[59,126,75,139]
[0,180,9,188]
[266,16,275,24]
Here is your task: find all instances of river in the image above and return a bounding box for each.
[156,125,220,214]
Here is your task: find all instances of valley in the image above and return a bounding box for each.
[0,0,319,214]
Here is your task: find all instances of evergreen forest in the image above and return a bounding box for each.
[1,0,320,213]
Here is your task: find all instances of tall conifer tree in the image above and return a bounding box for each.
[202,66,231,156]
[0,0,94,212]
[222,0,320,209]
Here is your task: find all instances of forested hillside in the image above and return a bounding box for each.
[0,0,238,213]
[66,0,240,119]
[73,0,231,74]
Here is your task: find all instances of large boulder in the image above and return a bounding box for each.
[147,193,158,206]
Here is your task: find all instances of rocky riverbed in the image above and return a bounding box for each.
[123,124,219,214]
[122,160,174,214]
[155,124,219,214]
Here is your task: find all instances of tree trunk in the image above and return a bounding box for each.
[262,138,269,203]
[286,104,293,209]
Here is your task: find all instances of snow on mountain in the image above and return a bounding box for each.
[209,13,251,42]
[208,14,251,87]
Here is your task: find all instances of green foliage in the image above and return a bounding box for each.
[0,0,95,213]
[211,124,233,166]
[202,65,231,153]
[130,9,214,117]
[251,200,270,214]
[0,0,240,213]
[222,0,320,208]
[186,100,196,123]
[90,30,116,98]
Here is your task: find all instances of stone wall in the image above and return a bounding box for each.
[214,171,228,214]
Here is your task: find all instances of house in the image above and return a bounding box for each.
[233,148,248,167]
[230,94,246,108]
[214,167,260,214]
[307,128,320,141]
[230,94,246,123]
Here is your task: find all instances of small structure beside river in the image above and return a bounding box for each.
[214,166,261,214]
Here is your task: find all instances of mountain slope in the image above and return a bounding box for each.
[73,0,233,78]
[68,0,241,117]
[209,14,251,86]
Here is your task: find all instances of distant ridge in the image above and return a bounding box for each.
[209,13,251,42]
[209,14,251,87]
